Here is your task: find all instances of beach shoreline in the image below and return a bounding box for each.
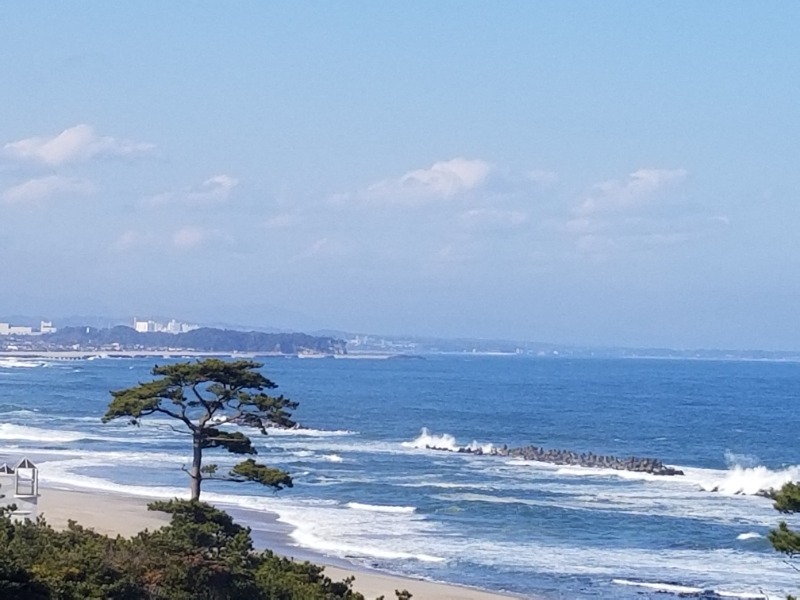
[33,486,526,600]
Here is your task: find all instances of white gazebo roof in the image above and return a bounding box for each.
[15,458,36,470]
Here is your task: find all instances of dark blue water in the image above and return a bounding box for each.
[1,355,799,599]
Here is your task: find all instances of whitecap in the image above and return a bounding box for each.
[402,427,459,451]
[612,579,770,599]
[289,527,444,563]
[346,502,416,513]
[0,423,86,443]
[264,426,356,437]
[689,464,800,496]
[0,358,47,368]
[612,579,704,594]
[402,427,495,454]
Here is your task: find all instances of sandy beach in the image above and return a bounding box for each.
[34,487,523,600]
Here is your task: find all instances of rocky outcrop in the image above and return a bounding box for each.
[431,443,684,476]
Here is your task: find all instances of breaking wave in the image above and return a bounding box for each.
[402,428,494,454]
[690,464,800,496]
[0,424,87,443]
[612,579,770,599]
[0,423,175,446]
[346,502,416,513]
[0,403,35,415]
[288,526,445,563]
[264,427,356,437]
[0,358,48,368]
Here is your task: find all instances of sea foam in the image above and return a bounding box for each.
[687,464,800,496]
[0,423,86,443]
[346,502,416,513]
[0,358,47,368]
[612,579,771,599]
[264,426,356,437]
[402,427,494,454]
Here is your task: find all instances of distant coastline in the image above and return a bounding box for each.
[0,325,347,357]
[2,322,800,363]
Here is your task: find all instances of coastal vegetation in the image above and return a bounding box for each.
[30,326,347,355]
[0,499,409,599]
[0,358,413,598]
[770,482,800,600]
[103,359,296,501]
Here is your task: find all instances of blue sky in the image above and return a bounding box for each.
[1,3,799,349]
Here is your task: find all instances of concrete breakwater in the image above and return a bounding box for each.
[433,444,685,476]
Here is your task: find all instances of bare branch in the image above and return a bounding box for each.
[168,424,191,435]
[783,558,800,572]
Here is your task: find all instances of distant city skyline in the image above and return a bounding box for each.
[2,3,800,350]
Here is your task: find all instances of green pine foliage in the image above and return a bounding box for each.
[0,500,410,600]
[773,483,800,514]
[770,481,800,600]
[103,359,298,501]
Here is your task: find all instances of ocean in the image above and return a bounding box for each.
[0,355,798,599]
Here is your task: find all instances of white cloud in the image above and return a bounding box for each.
[142,174,238,207]
[4,124,154,166]
[172,226,207,249]
[393,158,491,197]
[187,175,238,202]
[2,175,95,204]
[574,168,687,217]
[333,158,557,214]
[563,168,730,260]
[353,158,492,205]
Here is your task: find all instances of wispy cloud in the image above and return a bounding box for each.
[2,175,95,204]
[172,226,209,249]
[573,168,687,218]
[311,157,555,273]
[564,167,727,260]
[337,158,492,205]
[332,157,557,214]
[4,124,154,166]
[142,174,238,207]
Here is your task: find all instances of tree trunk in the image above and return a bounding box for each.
[190,433,202,501]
